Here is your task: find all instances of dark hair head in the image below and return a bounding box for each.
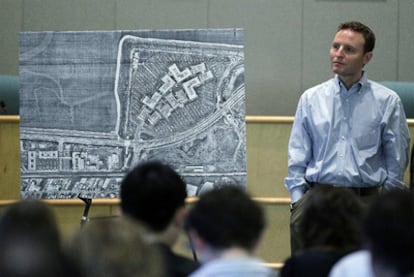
[185,186,265,251]
[0,200,74,277]
[337,21,376,53]
[0,199,61,249]
[363,190,414,275]
[120,160,187,232]
[300,185,365,253]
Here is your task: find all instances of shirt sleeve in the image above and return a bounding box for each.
[284,96,312,202]
[382,97,410,190]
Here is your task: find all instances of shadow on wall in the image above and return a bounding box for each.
[0,75,19,115]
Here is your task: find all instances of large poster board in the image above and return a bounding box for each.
[19,29,246,199]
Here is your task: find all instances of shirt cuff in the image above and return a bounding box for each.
[383,176,408,190]
[290,188,305,203]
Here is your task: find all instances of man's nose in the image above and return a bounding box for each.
[335,46,345,57]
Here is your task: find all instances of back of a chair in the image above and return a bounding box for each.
[380,81,414,119]
[0,75,19,115]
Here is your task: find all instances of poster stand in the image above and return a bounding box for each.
[79,196,92,228]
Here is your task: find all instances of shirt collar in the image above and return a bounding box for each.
[335,72,367,95]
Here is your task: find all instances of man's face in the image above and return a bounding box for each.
[330,29,372,80]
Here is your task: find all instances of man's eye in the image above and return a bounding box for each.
[345,46,356,53]
[332,44,340,50]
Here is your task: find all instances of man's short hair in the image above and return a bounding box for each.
[120,160,187,232]
[185,186,265,251]
[299,185,365,253]
[363,190,414,275]
[337,21,376,53]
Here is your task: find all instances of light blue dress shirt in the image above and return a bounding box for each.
[285,74,410,203]
[189,257,276,277]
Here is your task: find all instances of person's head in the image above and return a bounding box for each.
[363,190,414,277]
[0,199,74,277]
[330,21,375,84]
[0,236,74,277]
[337,21,376,53]
[185,185,266,261]
[300,185,365,254]
[120,160,187,232]
[0,199,61,249]
[67,217,163,277]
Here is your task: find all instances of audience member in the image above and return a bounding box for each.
[329,250,374,277]
[185,185,276,277]
[329,190,414,277]
[0,199,77,276]
[120,160,200,277]
[66,216,163,277]
[363,190,414,277]
[0,199,60,248]
[281,185,365,277]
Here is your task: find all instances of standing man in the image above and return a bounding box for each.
[285,21,410,254]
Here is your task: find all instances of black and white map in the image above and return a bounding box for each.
[19,29,246,199]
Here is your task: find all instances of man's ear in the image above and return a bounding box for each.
[363,51,373,66]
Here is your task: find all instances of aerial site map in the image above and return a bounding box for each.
[19,29,246,199]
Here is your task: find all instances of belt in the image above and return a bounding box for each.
[347,186,381,196]
[306,181,381,197]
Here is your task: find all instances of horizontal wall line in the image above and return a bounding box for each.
[3,115,414,125]
[0,197,291,207]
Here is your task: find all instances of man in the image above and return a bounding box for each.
[185,185,276,277]
[120,160,200,277]
[285,21,410,254]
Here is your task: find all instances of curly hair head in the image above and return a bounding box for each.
[299,185,365,253]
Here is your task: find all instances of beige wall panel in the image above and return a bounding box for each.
[22,0,116,31]
[398,0,414,81]
[256,202,291,263]
[0,202,120,239]
[51,204,119,239]
[2,117,413,200]
[302,0,399,91]
[115,0,208,30]
[246,121,291,198]
[0,118,20,199]
[209,0,303,116]
[0,117,293,199]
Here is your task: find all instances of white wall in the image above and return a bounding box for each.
[1,0,413,115]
